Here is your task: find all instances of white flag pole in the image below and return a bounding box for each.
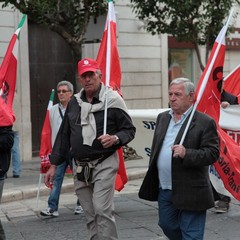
[179,9,234,145]
[103,1,112,134]
[36,174,42,208]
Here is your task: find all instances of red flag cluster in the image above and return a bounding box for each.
[196,24,240,200]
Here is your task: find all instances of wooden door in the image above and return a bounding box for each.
[28,21,76,155]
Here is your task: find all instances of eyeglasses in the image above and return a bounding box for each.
[57,90,71,94]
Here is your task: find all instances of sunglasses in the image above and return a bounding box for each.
[57,90,71,94]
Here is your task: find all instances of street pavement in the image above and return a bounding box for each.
[1,157,240,239]
[2,157,148,204]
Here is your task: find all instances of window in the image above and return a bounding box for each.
[168,49,193,82]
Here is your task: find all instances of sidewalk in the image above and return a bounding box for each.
[2,156,148,203]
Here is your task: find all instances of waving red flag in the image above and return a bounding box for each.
[0,15,26,126]
[196,25,226,122]
[96,0,127,191]
[96,0,122,95]
[195,23,240,200]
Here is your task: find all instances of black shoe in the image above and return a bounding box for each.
[13,175,20,178]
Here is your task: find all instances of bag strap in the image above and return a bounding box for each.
[58,106,64,120]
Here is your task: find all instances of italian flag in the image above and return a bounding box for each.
[96,0,128,191]
[0,14,26,126]
[39,89,54,174]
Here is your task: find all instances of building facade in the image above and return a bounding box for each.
[1,1,240,161]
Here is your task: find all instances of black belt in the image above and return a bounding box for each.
[74,152,113,165]
[75,155,107,168]
[75,154,104,162]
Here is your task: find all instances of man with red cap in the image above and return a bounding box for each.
[45,58,135,239]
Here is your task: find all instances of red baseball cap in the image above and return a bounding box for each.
[78,58,100,76]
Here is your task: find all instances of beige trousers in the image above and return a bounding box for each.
[74,152,119,240]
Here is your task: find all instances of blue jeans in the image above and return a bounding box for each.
[48,161,68,211]
[158,188,206,240]
[48,160,79,210]
[11,131,21,176]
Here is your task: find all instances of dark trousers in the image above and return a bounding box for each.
[211,182,231,203]
[0,220,6,240]
[0,181,6,240]
[158,188,206,240]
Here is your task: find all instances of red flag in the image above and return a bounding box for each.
[196,25,226,123]
[196,24,240,200]
[39,89,54,174]
[96,0,128,191]
[215,128,240,201]
[223,65,240,103]
[96,0,122,95]
[0,15,26,126]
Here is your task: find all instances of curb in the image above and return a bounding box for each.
[1,183,74,204]
[127,170,146,181]
[1,171,146,204]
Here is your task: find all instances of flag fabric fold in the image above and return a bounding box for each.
[196,25,227,122]
[39,89,54,174]
[223,65,240,103]
[196,23,240,201]
[0,14,26,126]
[96,0,128,191]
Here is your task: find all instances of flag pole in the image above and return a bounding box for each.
[179,9,234,145]
[37,89,55,207]
[103,0,112,134]
[36,174,42,208]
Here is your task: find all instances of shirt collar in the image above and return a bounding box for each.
[58,103,64,110]
[169,105,193,119]
[80,83,102,103]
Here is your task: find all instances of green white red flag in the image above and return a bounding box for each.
[0,14,26,126]
[196,21,240,200]
[96,0,128,191]
[39,89,54,174]
[223,65,240,103]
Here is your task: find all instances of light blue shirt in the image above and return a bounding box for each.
[157,106,193,190]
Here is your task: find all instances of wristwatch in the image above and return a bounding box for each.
[114,135,120,145]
